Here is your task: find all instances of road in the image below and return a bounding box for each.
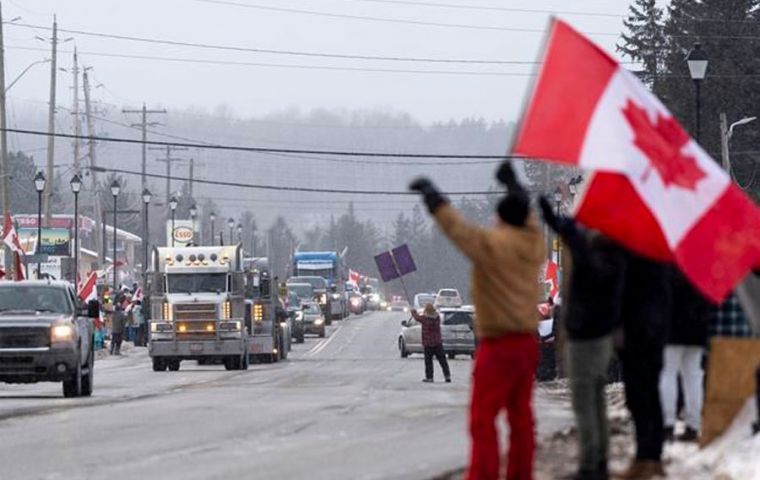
[0,311,573,480]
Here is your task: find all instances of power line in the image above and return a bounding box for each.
[190,0,617,36]
[338,0,622,18]
[5,44,532,77]
[3,127,516,160]
[88,164,502,197]
[3,22,542,65]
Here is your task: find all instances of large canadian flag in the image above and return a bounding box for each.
[513,20,760,302]
[2,212,25,281]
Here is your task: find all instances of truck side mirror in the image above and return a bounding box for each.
[401,320,408,327]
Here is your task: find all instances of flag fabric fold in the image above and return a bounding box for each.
[2,212,26,281]
[512,20,760,302]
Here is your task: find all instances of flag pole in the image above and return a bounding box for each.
[388,249,412,305]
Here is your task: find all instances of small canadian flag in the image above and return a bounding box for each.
[513,20,760,302]
[78,271,98,304]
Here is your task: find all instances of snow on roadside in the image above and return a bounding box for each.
[668,398,760,480]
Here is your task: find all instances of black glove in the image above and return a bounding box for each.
[409,177,448,213]
[538,196,560,232]
[495,161,526,194]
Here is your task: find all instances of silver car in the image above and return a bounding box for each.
[398,307,475,359]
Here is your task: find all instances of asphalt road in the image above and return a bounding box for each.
[0,311,572,480]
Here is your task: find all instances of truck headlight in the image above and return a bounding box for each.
[51,324,74,342]
[314,317,324,326]
[163,302,172,321]
[222,301,231,320]
[253,303,263,322]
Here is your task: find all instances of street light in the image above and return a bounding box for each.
[686,43,708,142]
[169,196,178,247]
[189,204,198,245]
[6,59,51,93]
[33,171,45,279]
[210,212,216,246]
[110,180,120,290]
[70,174,81,286]
[228,218,235,245]
[142,188,152,277]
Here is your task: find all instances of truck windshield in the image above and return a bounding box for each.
[288,284,313,299]
[167,273,227,293]
[289,277,327,291]
[0,286,72,315]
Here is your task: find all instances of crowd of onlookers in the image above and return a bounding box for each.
[93,285,147,354]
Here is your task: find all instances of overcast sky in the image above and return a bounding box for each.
[4,0,640,124]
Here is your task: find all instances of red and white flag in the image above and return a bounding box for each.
[512,20,760,302]
[348,269,361,288]
[78,271,98,303]
[2,212,26,281]
[544,260,559,301]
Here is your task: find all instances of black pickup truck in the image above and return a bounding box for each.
[0,280,99,397]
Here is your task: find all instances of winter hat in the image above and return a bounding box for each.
[423,303,437,317]
[497,192,529,227]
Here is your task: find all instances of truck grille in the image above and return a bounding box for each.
[0,327,50,349]
[174,303,217,321]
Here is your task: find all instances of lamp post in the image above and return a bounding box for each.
[209,212,216,246]
[110,180,120,290]
[227,218,234,245]
[553,186,562,267]
[169,197,178,247]
[142,189,152,276]
[33,171,46,279]
[70,174,81,286]
[189,204,198,245]
[686,43,708,143]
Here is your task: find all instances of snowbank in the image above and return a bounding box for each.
[669,398,760,480]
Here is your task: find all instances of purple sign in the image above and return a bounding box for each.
[374,251,399,282]
[392,244,417,276]
[374,244,417,282]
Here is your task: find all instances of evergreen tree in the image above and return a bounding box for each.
[617,0,665,87]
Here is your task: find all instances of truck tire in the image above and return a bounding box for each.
[62,352,83,398]
[81,346,94,397]
[152,357,166,372]
[399,338,409,358]
[168,360,181,371]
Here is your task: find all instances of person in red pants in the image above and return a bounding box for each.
[410,161,545,480]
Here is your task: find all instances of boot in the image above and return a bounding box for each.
[614,460,666,479]
[663,425,675,442]
[445,377,451,383]
[676,426,698,442]
[422,378,433,383]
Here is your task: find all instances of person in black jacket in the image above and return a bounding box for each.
[540,199,626,480]
[659,271,710,443]
[616,253,672,479]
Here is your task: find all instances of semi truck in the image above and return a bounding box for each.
[292,251,348,321]
[147,245,249,372]
[243,257,290,363]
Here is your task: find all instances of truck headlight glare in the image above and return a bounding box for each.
[314,318,324,326]
[51,325,74,341]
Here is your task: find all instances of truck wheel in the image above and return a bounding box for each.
[168,360,181,371]
[319,329,325,338]
[81,347,94,397]
[63,352,83,398]
[152,358,166,372]
[399,339,409,358]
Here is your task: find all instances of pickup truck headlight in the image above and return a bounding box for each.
[51,324,74,342]
[314,317,324,326]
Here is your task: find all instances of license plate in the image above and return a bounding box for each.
[190,343,204,353]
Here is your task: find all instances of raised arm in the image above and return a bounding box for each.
[538,196,586,253]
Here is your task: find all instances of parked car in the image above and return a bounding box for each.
[434,289,463,308]
[0,280,99,397]
[413,293,437,312]
[388,299,410,312]
[299,301,326,338]
[398,307,475,359]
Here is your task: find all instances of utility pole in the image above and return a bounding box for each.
[71,48,81,174]
[151,145,188,202]
[83,67,104,264]
[122,103,165,192]
[43,16,58,224]
[0,1,9,219]
[188,158,194,199]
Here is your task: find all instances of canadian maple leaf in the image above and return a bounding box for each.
[622,99,707,191]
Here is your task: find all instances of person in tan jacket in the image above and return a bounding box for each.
[410,161,545,480]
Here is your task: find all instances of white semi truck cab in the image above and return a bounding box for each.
[147,245,249,371]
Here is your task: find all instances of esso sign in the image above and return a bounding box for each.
[173,226,194,242]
